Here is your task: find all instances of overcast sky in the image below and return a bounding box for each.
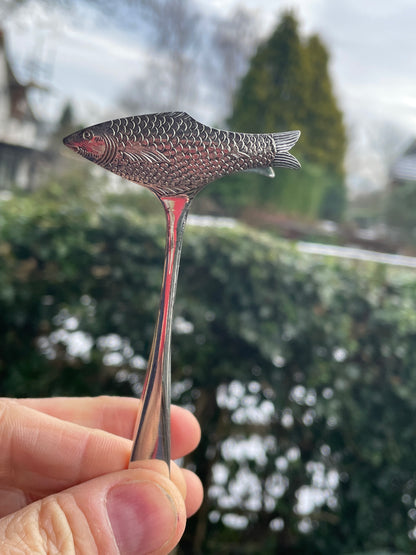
[4,0,416,193]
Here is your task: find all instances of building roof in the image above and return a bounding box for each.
[391,140,416,183]
[0,28,37,123]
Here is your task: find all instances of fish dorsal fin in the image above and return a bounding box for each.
[169,111,192,119]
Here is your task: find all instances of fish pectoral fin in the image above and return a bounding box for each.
[125,143,169,164]
[245,166,276,178]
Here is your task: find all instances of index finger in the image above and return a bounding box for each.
[12,396,140,438]
[6,397,201,461]
[0,398,201,500]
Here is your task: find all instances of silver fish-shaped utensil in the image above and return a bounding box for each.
[63,111,300,198]
[63,111,301,470]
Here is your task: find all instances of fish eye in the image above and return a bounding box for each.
[82,130,93,140]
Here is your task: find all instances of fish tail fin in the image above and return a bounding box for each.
[272,130,301,169]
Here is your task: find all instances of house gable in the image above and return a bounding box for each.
[0,28,46,189]
[0,28,40,149]
[391,139,416,185]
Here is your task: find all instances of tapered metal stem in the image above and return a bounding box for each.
[129,195,191,469]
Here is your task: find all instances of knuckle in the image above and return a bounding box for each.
[2,494,99,554]
[37,495,100,554]
[0,398,12,431]
[37,496,77,553]
[0,401,14,484]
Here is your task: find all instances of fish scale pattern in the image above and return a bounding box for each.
[106,112,274,197]
[64,111,300,199]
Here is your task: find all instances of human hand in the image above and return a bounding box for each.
[0,396,203,554]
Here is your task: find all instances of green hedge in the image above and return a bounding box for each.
[1,191,416,554]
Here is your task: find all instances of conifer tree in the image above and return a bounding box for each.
[214,11,347,221]
[230,12,307,133]
[303,35,346,175]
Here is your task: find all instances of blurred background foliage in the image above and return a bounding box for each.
[1,180,416,553]
[1,1,416,553]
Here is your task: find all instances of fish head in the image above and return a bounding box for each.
[63,124,109,164]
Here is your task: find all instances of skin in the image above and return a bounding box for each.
[0,396,203,554]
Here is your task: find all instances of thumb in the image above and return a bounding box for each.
[0,464,186,554]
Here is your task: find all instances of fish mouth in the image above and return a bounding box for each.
[63,134,79,153]
[62,133,106,161]
[62,129,116,167]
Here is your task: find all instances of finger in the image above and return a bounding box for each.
[0,399,202,508]
[170,405,201,459]
[129,462,204,521]
[129,460,187,501]
[0,464,187,555]
[147,462,203,519]
[182,468,204,517]
[0,399,130,496]
[10,397,201,459]
[11,396,139,439]
[0,487,27,517]
[0,464,203,519]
